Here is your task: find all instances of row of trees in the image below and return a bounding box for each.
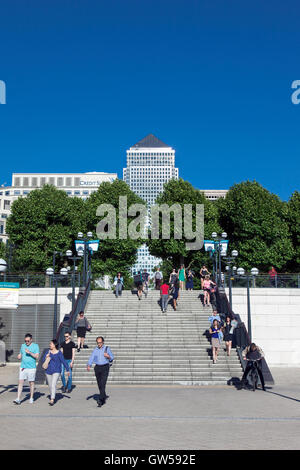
[3,178,299,280]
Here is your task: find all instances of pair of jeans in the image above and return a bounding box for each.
[115,283,122,297]
[61,359,72,390]
[161,294,169,311]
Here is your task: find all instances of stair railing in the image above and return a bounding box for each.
[56,277,91,346]
[215,287,274,385]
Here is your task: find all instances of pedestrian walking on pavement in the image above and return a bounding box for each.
[42,339,70,406]
[75,311,92,352]
[60,332,76,393]
[87,336,114,407]
[14,333,40,405]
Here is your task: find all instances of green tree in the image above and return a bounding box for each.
[6,185,85,272]
[146,178,222,273]
[84,179,146,279]
[285,191,300,272]
[217,181,294,272]
[0,240,6,260]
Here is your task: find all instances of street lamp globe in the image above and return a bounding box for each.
[87,232,93,238]
[221,232,227,239]
[66,250,72,257]
[60,268,68,276]
[231,250,238,257]
[0,259,7,273]
[237,267,245,276]
[251,267,259,276]
[77,232,83,239]
[211,232,217,239]
[46,268,54,276]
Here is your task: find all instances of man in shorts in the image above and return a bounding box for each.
[14,333,40,404]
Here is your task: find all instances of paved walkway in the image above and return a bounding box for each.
[0,364,299,450]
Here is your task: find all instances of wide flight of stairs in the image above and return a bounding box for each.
[71,290,243,385]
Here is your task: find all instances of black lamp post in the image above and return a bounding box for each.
[211,232,228,287]
[77,232,93,287]
[223,249,238,310]
[46,267,68,338]
[66,250,81,310]
[236,267,259,342]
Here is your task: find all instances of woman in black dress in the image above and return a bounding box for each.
[200,265,210,289]
[223,315,237,357]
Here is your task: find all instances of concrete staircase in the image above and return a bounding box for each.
[71,290,243,385]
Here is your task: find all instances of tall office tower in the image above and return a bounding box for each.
[123,134,179,275]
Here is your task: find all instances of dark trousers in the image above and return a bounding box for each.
[94,364,110,403]
[241,363,265,388]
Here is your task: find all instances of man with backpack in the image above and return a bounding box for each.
[154,268,163,290]
[87,336,114,407]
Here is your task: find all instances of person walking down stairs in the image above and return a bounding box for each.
[75,311,92,352]
[113,272,124,298]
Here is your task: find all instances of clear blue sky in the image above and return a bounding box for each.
[0,0,299,200]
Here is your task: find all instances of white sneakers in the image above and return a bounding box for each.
[13,397,34,404]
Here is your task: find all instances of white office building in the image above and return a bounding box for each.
[123,134,179,275]
[0,171,117,244]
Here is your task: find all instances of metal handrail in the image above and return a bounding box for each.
[215,287,274,385]
[56,277,91,345]
[223,273,300,288]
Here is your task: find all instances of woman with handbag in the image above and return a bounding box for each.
[223,316,238,356]
[42,339,70,406]
[75,311,92,352]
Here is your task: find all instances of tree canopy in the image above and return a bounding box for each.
[84,179,146,278]
[146,178,222,273]
[6,185,85,272]
[217,181,294,272]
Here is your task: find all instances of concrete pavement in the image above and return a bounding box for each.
[0,364,299,450]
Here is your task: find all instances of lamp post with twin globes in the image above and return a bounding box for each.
[211,232,228,287]
[224,249,239,310]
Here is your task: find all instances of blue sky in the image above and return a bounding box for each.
[0,0,299,200]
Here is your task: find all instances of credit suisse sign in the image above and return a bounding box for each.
[79,175,116,186]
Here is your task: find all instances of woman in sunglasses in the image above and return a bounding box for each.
[60,332,76,393]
